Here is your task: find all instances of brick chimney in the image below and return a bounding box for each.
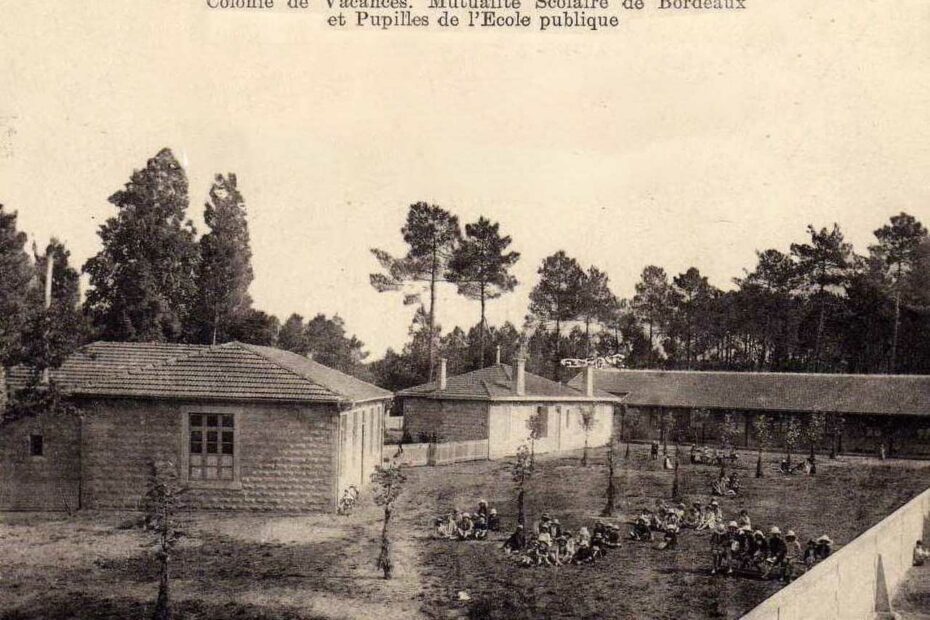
[514,358,526,396]
[439,358,448,391]
[585,365,595,397]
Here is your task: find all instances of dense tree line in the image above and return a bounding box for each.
[373,208,930,387]
[0,148,370,382]
[4,147,929,392]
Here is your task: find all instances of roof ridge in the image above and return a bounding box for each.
[233,342,343,400]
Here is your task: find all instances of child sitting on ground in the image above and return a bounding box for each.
[501,524,526,554]
[914,540,929,566]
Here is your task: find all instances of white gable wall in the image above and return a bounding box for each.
[488,402,614,459]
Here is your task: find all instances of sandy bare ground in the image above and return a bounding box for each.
[3,445,930,619]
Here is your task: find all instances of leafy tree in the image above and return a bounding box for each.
[448,217,519,367]
[370,203,461,381]
[83,148,200,342]
[579,405,597,466]
[304,314,369,374]
[20,241,89,372]
[719,412,741,452]
[512,444,534,528]
[782,415,803,469]
[368,307,438,392]
[142,461,185,620]
[189,173,254,345]
[371,463,406,579]
[527,251,585,379]
[790,224,854,370]
[602,429,619,517]
[803,412,827,473]
[277,313,308,354]
[869,213,927,371]
[526,408,547,468]
[752,414,774,478]
[225,309,279,346]
[0,205,35,365]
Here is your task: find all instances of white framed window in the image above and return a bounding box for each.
[182,409,241,488]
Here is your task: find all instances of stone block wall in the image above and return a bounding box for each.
[401,398,489,443]
[80,398,338,512]
[0,410,81,511]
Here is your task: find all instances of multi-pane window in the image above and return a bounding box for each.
[189,413,235,481]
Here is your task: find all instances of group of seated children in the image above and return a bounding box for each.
[780,457,816,475]
[434,499,501,541]
[690,445,740,467]
[501,514,623,567]
[710,518,833,581]
[711,472,741,497]
[629,501,686,549]
[688,499,726,531]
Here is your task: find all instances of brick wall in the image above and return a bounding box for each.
[80,398,338,512]
[402,398,489,443]
[0,410,81,511]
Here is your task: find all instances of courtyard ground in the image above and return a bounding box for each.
[2,444,930,619]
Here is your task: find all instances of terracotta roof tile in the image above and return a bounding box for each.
[7,341,390,405]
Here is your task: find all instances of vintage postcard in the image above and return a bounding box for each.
[1,1,929,619]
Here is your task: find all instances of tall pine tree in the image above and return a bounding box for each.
[370,202,461,381]
[448,217,520,367]
[83,148,200,342]
[189,173,255,344]
[527,251,585,379]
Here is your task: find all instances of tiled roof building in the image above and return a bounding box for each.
[1,342,391,512]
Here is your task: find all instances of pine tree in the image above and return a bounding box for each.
[83,149,199,342]
[631,266,673,359]
[790,224,854,371]
[527,251,585,379]
[190,174,254,345]
[869,213,927,371]
[578,266,616,358]
[448,217,520,367]
[370,202,461,382]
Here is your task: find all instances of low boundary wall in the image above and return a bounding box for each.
[384,439,489,467]
[741,486,930,620]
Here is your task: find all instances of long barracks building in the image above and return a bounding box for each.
[568,369,930,457]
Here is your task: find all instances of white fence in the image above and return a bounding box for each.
[741,486,930,620]
[383,439,489,467]
[384,415,404,431]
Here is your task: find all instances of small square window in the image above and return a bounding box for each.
[222,415,234,428]
[206,415,218,427]
[30,434,44,457]
[190,414,202,427]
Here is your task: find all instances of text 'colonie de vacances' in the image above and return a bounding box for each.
[204,0,748,31]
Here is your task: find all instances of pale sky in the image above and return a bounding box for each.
[2,1,929,358]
